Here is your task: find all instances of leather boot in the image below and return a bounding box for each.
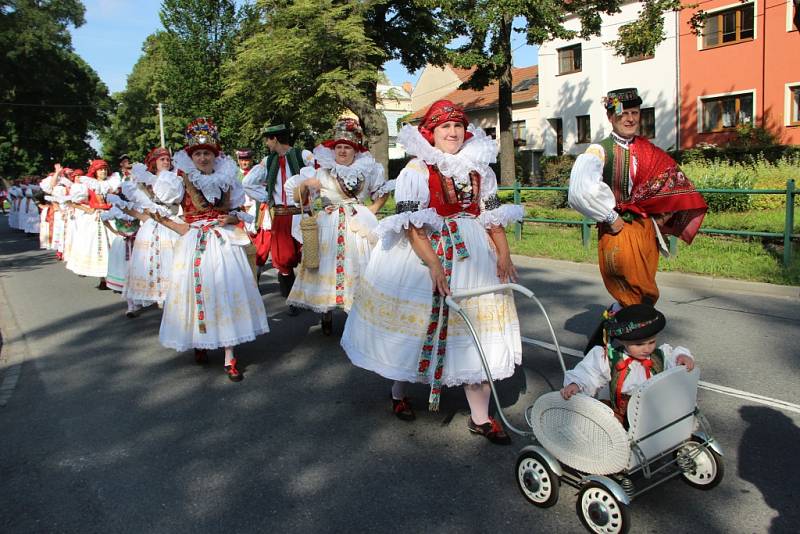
[278,271,295,297]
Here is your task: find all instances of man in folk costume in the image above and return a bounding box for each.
[117,154,133,181]
[243,124,314,314]
[568,88,707,348]
[235,148,260,277]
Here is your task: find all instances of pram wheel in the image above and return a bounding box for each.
[576,482,630,534]
[676,438,724,490]
[515,451,559,507]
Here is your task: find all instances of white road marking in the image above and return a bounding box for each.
[521,336,800,415]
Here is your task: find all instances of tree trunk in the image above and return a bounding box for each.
[346,80,389,178]
[497,13,515,186]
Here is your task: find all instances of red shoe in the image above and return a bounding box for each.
[225,358,243,382]
[467,416,511,445]
[194,349,208,364]
[392,397,415,421]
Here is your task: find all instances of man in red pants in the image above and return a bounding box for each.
[243,124,313,315]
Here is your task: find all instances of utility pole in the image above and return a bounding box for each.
[157,103,166,148]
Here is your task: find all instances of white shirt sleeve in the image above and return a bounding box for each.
[394,158,430,208]
[563,346,612,398]
[153,171,184,205]
[242,160,269,203]
[660,344,694,368]
[568,146,618,223]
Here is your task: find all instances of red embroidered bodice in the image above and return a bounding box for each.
[427,165,480,218]
[87,189,110,210]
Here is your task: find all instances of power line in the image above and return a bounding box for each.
[0,102,99,109]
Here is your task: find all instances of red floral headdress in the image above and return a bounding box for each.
[321,118,367,152]
[418,99,473,145]
[145,147,172,173]
[184,117,221,156]
[86,159,109,178]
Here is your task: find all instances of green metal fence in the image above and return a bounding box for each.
[498,179,798,267]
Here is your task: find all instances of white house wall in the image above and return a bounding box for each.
[537,3,678,155]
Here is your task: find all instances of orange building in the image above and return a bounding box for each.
[679,0,800,147]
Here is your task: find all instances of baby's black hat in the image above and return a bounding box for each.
[607,304,666,341]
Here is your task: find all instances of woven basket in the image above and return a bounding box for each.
[530,391,630,475]
[300,211,319,269]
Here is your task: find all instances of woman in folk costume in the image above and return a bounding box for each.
[151,118,269,382]
[341,100,524,444]
[285,118,392,334]
[7,180,22,229]
[22,177,42,234]
[65,160,121,288]
[100,194,140,300]
[57,168,83,263]
[38,173,58,249]
[120,148,182,314]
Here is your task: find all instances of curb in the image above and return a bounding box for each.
[511,255,800,299]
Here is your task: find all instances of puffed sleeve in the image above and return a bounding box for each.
[563,346,612,398]
[69,183,89,203]
[131,162,156,185]
[372,158,441,244]
[365,161,393,200]
[242,159,269,202]
[477,166,524,228]
[153,171,184,205]
[568,145,618,223]
[284,166,319,204]
[226,178,247,210]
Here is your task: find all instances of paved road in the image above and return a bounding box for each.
[1,215,798,533]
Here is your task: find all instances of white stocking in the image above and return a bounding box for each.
[464,382,492,425]
[391,381,407,401]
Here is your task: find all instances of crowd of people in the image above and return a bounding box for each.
[1,90,708,444]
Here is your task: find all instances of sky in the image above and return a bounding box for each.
[71,0,539,95]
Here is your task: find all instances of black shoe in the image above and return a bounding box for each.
[467,417,511,445]
[392,397,416,421]
[321,312,333,335]
[96,280,110,290]
[278,272,295,298]
[125,309,139,318]
[287,305,300,317]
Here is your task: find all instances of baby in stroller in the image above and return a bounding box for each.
[561,304,694,427]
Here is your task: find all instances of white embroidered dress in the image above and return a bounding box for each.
[153,151,269,351]
[65,175,121,277]
[121,164,182,307]
[341,125,524,391]
[284,146,392,313]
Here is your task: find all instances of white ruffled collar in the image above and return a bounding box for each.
[173,149,239,203]
[312,145,381,187]
[397,124,497,186]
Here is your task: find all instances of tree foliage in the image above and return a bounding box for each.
[101,0,252,161]
[0,0,110,176]
[225,1,450,168]
[438,0,686,184]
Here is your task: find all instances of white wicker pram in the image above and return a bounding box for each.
[445,284,724,534]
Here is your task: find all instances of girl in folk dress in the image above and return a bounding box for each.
[285,118,392,334]
[120,148,181,313]
[65,160,121,289]
[341,100,524,444]
[151,118,269,382]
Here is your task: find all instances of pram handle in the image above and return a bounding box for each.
[446,283,534,312]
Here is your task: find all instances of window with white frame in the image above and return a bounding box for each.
[702,2,755,48]
[790,85,800,125]
[701,92,754,132]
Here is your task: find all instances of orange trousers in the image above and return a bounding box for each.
[597,217,660,307]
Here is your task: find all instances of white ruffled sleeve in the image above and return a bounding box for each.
[131,163,156,185]
[660,344,694,368]
[372,158,440,243]
[284,166,319,203]
[242,160,269,202]
[568,145,618,223]
[153,171,184,205]
[100,206,135,222]
[229,209,254,223]
[477,166,524,228]
[69,183,89,203]
[226,178,247,210]
[40,175,56,194]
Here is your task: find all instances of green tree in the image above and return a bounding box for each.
[439,0,684,185]
[0,0,110,175]
[225,1,451,169]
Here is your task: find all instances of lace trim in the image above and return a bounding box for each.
[312,144,384,187]
[173,150,240,203]
[477,204,525,228]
